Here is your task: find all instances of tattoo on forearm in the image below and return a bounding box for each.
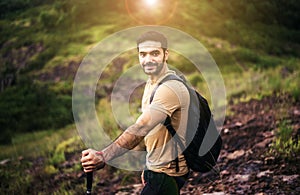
[103,123,145,162]
[116,123,145,149]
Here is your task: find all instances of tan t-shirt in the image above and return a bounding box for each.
[142,71,190,176]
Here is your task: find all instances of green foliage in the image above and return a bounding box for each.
[270,120,300,160]
[209,0,300,30]
[0,127,85,194]
[178,1,300,57]
[0,0,52,18]
[168,53,195,74]
[49,136,79,165]
[0,0,299,142]
[0,80,73,144]
[281,69,300,102]
[97,99,122,139]
[0,160,33,194]
[278,121,293,141]
[38,7,64,28]
[44,165,58,174]
[188,73,203,87]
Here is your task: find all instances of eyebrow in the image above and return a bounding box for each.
[139,50,161,54]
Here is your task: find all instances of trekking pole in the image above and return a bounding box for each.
[86,171,93,194]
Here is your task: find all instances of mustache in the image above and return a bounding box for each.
[144,62,159,67]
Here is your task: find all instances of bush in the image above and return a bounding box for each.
[0,80,73,144]
[38,8,63,28]
[234,48,282,69]
[0,0,53,18]
[188,73,203,87]
[209,0,300,30]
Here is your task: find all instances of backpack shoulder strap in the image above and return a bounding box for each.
[148,74,189,172]
[149,74,184,104]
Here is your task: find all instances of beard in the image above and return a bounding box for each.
[142,62,164,75]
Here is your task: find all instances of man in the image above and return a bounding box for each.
[81,31,190,194]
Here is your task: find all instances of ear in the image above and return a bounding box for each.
[164,49,169,62]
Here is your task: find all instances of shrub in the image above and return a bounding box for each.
[0,81,73,144]
[38,8,63,28]
[188,73,203,87]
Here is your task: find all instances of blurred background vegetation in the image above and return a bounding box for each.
[0,0,299,194]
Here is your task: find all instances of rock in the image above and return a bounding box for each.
[235,174,250,182]
[220,170,230,176]
[294,109,300,115]
[0,159,10,165]
[227,150,245,160]
[282,175,299,184]
[223,128,230,134]
[264,156,275,165]
[257,170,273,178]
[254,138,273,148]
[203,192,225,195]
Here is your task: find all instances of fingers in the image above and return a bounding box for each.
[81,148,95,163]
[82,164,97,172]
[81,149,94,172]
[81,149,105,172]
[81,148,92,158]
[141,170,146,186]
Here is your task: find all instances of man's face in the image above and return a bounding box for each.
[138,41,168,75]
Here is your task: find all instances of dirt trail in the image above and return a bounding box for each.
[26,93,300,194]
[73,94,298,194]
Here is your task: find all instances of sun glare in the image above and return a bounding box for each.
[145,0,157,6]
[126,0,178,24]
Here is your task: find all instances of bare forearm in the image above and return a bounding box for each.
[102,123,145,162]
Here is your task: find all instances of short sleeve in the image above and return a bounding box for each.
[149,81,187,117]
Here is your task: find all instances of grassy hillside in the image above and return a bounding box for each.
[1,0,299,140]
[0,0,299,193]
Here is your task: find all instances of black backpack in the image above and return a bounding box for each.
[150,74,222,173]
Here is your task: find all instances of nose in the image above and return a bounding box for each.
[144,54,154,63]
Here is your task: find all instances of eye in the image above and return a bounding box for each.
[139,52,146,57]
[151,50,160,57]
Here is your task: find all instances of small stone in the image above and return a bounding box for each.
[257,170,273,178]
[203,192,225,195]
[223,128,230,134]
[282,175,299,184]
[0,159,10,165]
[227,150,245,160]
[235,174,250,182]
[254,138,273,148]
[264,156,275,165]
[220,170,230,176]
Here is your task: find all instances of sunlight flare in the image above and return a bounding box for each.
[145,0,157,6]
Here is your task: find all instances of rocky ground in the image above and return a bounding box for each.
[22,93,300,194]
[70,94,299,195]
[95,94,300,194]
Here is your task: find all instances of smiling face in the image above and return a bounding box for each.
[138,41,169,76]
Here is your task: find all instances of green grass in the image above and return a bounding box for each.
[0,81,73,144]
[0,125,85,195]
[270,120,300,161]
[0,125,79,160]
[97,98,123,139]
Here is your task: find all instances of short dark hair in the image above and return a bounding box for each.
[136,31,168,50]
